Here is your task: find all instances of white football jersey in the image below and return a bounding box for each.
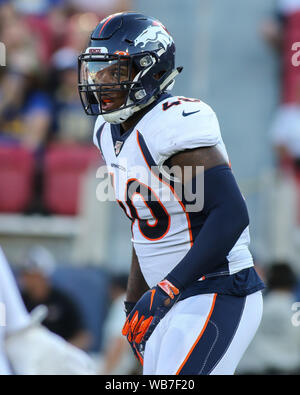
[94,95,253,287]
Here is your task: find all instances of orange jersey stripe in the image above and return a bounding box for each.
[136,130,194,248]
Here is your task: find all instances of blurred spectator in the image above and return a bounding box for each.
[262,1,300,222]
[262,1,300,170]
[0,4,54,213]
[98,273,139,375]
[64,12,101,54]
[12,0,68,65]
[66,0,131,17]
[12,0,64,16]
[270,80,300,170]
[0,8,52,152]
[269,80,300,223]
[0,69,52,151]
[18,245,92,351]
[261,0,300,104]
[50,47,94,144]
[237,262,300,375]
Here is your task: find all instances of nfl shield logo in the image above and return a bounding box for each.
[114,140,123,156]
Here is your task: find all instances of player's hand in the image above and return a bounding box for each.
[124,301,144,365]
[122,279,180,359]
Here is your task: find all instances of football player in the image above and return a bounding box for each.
[78,12,265,375]
[0,247,95,375]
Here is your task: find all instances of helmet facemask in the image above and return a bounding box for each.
[79,52,153,122]
[78,50,180,124]
[78,12,183,123]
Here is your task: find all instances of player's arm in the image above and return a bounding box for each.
[165,143,228,177]
[124,247,149,313]
[163,145,249,290]
[123,247,149,365]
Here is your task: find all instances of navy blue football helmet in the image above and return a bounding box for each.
[78,12,182,123]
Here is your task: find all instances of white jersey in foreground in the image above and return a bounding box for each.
[94,95,253,287]
[0,247,96,375]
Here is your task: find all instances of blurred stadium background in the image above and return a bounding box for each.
[0,0,300,374]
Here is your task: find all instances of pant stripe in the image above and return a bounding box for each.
[176,293,217,375]
[177,293,246,375]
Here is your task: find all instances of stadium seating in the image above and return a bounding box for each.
[44,144,101,215]
[0,146,35,213]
